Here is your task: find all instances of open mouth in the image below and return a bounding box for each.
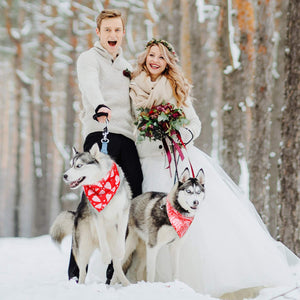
[108,41,117,47]
[190,205,198,210]
[69,176,86,189]
[150,64,160,69]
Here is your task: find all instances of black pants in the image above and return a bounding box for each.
[68,131,143,280]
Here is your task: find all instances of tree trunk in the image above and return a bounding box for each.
[170,0,181,58]
[59,0,80,211]
[278,0,300,255]
[187,0,214,153]
[268,0,288,237]
[32,0,55,235]
[217,0,245,184]
[4,0,24,237]
[248,1,275,222]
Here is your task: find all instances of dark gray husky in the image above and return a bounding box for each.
[118,167,205,283]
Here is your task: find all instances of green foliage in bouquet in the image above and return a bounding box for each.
[135,102,189,142]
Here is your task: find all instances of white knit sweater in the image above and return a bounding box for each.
[130,71,201,158]
[77,41,134,140]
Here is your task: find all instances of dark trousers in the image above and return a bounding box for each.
[68,131,143,280]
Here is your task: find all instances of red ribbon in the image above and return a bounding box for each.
[175,131,195,178]
[83,163,120,212]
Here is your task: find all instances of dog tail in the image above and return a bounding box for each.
[49,211,75,244]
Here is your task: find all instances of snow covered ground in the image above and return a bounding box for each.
[1,235,300,300]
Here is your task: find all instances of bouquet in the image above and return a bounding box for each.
[135,102,189,143]
[135,102,190,177]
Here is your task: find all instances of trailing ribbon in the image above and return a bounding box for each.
[83,163,120,212]
[162,137,173,177]
[166,198,194,238]
[175,131,195,178]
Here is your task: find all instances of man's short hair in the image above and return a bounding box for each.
[96,9,125,30]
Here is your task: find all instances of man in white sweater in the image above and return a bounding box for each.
[68,9,143,282]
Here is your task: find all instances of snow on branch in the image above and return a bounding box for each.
[126,15,136,54]
[227,0,240,70]
[44,28,73,51]
[272,31,280,79]
[11,28,21,40]
[72,2,97,16]
[79,15,96,28]
[56,1,73,17]
[110,0,130,8]
[0,45,16,54]
[147,0,159,23]
[16,69,33,86]
[196,0,219,23]
[53,48,73,64]
[93,0,104,12]
[145,19,155,41]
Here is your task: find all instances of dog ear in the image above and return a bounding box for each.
[72,147,78,156]
[196,168,205,186]
[89,143,100,158]
[179,168,190,183]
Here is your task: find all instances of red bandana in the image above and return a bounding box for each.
[83,163,120,212]
[166,198,194,238]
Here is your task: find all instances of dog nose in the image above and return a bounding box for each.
[193,200,199,206]
[63,174,68,180]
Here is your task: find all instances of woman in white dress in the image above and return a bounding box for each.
[129,38,299,299]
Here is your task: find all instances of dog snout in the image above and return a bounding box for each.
[193,200,199,206]
[63,174,68,180]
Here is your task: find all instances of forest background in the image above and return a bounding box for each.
[0,0,299,256]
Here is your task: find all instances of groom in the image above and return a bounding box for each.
[68,9,143,282]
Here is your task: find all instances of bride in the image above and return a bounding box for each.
[129,38,299,299]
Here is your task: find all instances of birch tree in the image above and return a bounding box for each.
[4,0,26,236]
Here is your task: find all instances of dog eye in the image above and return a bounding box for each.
[76,164,83,168]
[186,189,192,194]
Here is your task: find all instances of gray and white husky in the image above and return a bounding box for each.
[121,168,205,283]
[50,144,131,286]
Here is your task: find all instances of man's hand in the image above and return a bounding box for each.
[95,106,111,123]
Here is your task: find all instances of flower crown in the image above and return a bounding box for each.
[145,38,177,58]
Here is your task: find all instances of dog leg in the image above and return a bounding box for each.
[136,240,146,281]
[169,238,183,280]
[115,208,130,260]
[146,245,160,282]
[93,217,111,264]
[76,235,95,284]
[106,224,131,286]
[112,258,131,286]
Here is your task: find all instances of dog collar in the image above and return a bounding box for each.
[83,163,120,212]
[166,198,194,238]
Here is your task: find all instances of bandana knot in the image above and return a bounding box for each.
[83,163,120,212]
[166,198,194,238]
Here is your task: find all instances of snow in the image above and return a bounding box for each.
[1,235,300,300]
[16,69,33,85]
[196,0,219,23]
[227,0,241,70]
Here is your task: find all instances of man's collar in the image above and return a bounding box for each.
[94,40,122,61]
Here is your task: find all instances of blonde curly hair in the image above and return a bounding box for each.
[132,41,191,107]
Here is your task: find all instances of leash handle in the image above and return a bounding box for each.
[93,111,109,121]
[101,118,109,154]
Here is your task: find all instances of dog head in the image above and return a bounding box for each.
[63,144,109,189]
[171,168,205,216]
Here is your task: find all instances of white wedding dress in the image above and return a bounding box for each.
[140,144,299,298]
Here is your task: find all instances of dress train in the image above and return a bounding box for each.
[140,145,299,297]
